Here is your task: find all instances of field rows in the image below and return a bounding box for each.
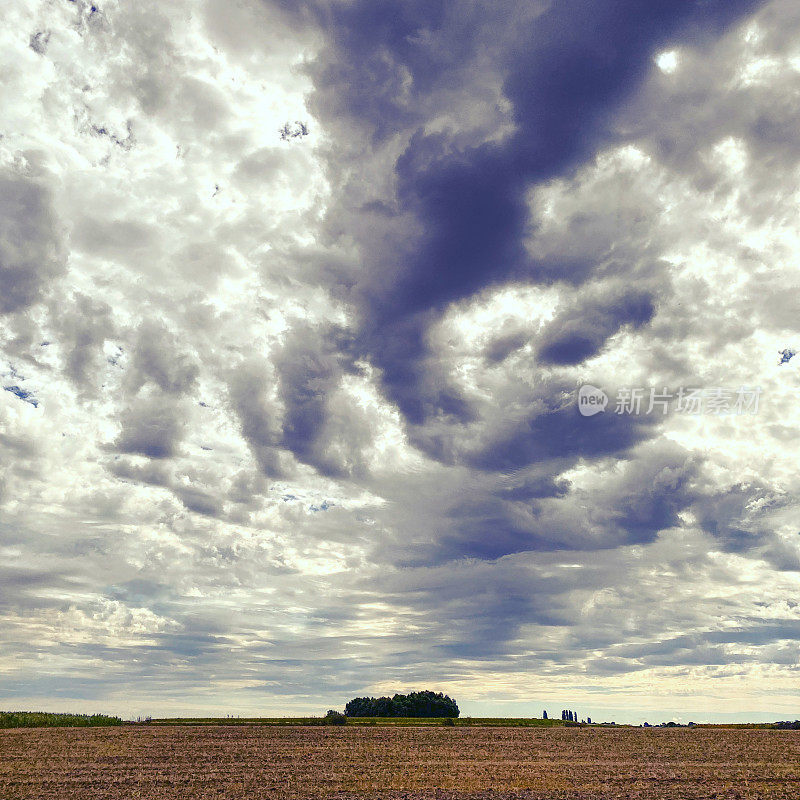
[1,725,799,799]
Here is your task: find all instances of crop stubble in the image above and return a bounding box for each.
[1,725,799,799]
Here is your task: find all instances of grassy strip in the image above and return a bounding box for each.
[0,711,123,729]
[138,718,800,730]
[141,716,566,727]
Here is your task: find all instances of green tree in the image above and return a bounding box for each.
[344,691,459,718]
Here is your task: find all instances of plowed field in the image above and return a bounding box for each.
[1,724,798,799]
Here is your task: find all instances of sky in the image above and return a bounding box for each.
[1,0,799,725]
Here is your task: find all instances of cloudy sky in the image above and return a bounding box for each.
[1,0,799,724]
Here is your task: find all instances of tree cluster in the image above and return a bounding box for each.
[344,691,459,718]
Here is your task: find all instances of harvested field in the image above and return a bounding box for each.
[1,724,798,799]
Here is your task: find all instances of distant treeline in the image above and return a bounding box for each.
[0,712,123,729]
[345,691,459,718]
[560,709,589,723]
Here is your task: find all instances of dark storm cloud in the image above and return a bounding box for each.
[115,395,187,459]
[228,324,372,480]
[259,5,773,667]
[536,289,655,366]
[0,559,87,615]
[272,323,373,478]
[0,566,69,602]
[363,541,799,679]
[252,3,772,545]
[110,455,226,518]
[370,558,570,656]
[587,620,800,673]
[763,538,800,572]
[228,357,285,478]
[172,485,224,518]
[406,439,701,564]
[108,457,171,488]
[466,378,658,472]
[690,481,800,572]
[613,620,800,659]
[294,0,462,140]
[273,323,343,472]
[0,168,65,314]
[496,473,571,502]
[289,0,763,435]
[484,330,529,364]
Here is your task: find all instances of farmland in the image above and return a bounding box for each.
[143,716,562,727]
[1,724,799,799]
[0,711,122,729]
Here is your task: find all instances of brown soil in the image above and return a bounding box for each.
[1,724,798,799]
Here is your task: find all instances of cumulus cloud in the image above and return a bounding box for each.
[228,356,286,479]
[58,292,115,390]
[127,319,199,396]
[2,0,800,722]
[115,394,188,459]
